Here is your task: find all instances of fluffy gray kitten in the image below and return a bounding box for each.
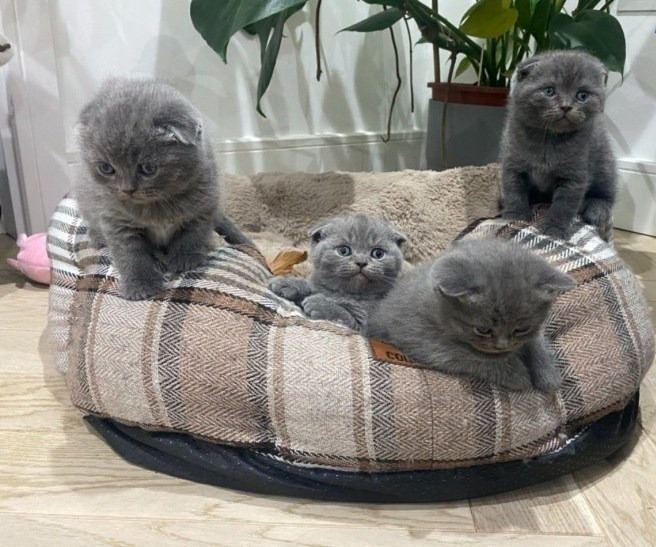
[74,77,250,300]
[268,214,406,333]
[501,50,617,241]
[367,239,575,392]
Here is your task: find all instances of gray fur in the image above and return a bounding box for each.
[500,50,617,241]
[367,239,575,392]
[268,214,406,332]
[73,77,250,300]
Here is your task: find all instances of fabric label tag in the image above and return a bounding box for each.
[369,339,417,367]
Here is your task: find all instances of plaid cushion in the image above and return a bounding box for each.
[48,198,654,471]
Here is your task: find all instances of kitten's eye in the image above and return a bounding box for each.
[543,86,556,97]
[96,162,115,176]
[336,245,352,257]
[473,327,492,337]
[575,90,589,102]
[371,248,386,259]
[513,327,531,337]
[138,163,158,177]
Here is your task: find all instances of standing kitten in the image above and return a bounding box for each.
[367,239,575,392]
[501,51,617,241]
[74,77,250,300]
[268,214,406,333]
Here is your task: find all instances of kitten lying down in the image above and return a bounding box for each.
[268,214,406,333]
[368,239,575,393]
[74,77,250,300]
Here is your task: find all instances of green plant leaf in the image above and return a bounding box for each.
[548,10,626,73]
[455,56,472,78]
[190,0,307,62]
[361,0,405,7]
[340,7,404,33]
[244,15,277,63]
[515,0,533,30]
[460,0,511,24]
[460,0,518,40]
[528,0,554,47]
[255,5,305,117]
[574,0,603,13]
[402,0,480,58]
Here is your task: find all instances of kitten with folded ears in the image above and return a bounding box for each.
[368,239,575,392]
[501,50,617,241]
[74,77,250,300]
[268,214,406,333]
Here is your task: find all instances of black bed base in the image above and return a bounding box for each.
[86,392,639,503]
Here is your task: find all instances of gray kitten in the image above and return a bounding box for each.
[501,50,617,241]
[367,239,575,392]
[268,214,406,332]
[74,77,250,300]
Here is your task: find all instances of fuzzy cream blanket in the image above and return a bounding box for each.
[223,165,502,273]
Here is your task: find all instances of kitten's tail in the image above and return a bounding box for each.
[215,214,253,247]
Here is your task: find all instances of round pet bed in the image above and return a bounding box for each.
[47,178,653,502]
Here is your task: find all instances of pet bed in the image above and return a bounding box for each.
[47,166,654,502]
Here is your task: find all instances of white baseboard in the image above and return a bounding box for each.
[65,130,428,179]
[614,159,656,237]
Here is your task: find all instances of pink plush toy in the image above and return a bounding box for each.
[6,233,51,285]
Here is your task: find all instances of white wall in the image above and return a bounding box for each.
[1,1,654,235]
[1,0,436,233]
[605,6,656,236]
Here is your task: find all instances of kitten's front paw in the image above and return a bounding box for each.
[502,208,532,222]
[528,346,561,393]
[542,224,570,241]
[121,275,164,301]
[500,359,533,391]
[268,277,310,304]
[581,201,613,242]
[87,228,107,248]
[532,366,561,394]
[166,252,208,274]
[301,294,333,320]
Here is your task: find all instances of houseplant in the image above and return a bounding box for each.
[422,0,626,168]
[190,0,625,169]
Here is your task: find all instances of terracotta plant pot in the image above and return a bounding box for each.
[425,83,510,171]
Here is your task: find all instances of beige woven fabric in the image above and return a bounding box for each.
[221,166,502,274]
[47,167,654,472]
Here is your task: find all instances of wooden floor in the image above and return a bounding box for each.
[1,230,655,547]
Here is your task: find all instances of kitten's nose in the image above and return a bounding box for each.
[355,258,368,268]
[560,104,573,112]
[494,337,509,350]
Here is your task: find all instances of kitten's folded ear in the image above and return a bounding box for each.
[431,257,479,299]
[308,223,329,246]
[537,268,576,299]
[392,229,407,250]
[511,59,538,90]
[154,112,202,145]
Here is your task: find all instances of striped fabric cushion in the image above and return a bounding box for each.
[48,198,654,472]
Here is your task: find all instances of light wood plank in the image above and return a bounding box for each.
[1,232,656,544]
[615,229,656,256]
[0,514,609,547]
[0,285,49,334]
[0,373,79,432]
[615,232,656,281]
[0,282,51,374]
[0,428,475,532]
[471,475,602,535]
[574,431,656,547]
[638,364,656,442]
